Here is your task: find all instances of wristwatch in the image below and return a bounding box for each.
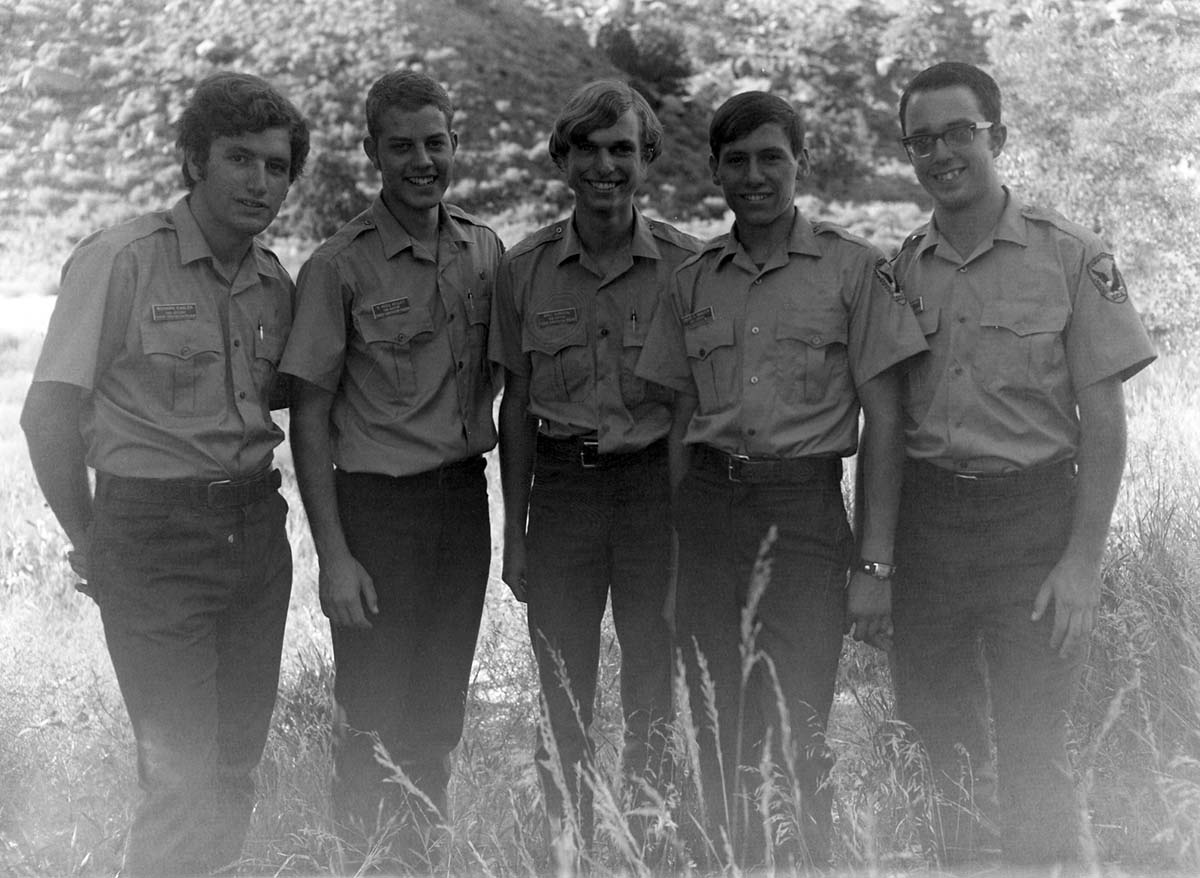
[856,559,896,581]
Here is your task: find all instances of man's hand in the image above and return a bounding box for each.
[845,572,893,651]
[319,551,378,629]
[1032,554,1100,658]
[68,538,97,601]
[501,525,528,602]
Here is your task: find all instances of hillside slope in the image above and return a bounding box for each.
[0,0,713,276]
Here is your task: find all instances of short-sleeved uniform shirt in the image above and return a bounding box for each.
[489,211,702,454]
[279,197,502,477]
[32,197,293,480]
[636,209,927,458]
[893,189,1157,473]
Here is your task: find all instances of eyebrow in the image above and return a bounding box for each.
[907,117,980,135]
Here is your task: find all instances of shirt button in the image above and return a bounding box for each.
[457,361,463,370]
[180,346,190,355]
[747,428,757,436]
[810,335,822,345]
[749,376,759,384]
[238,390,246,399]
[233,339,241,348]
[698,348,707,357]
[599,327,609,337]
[753,279,762,285]
[954,366,964,376]
[751,326,760,335]
[396,333,407,342]
[958,267,968,273]
[449,312,455,321]
[958,315,967,323]
[227,534,235,545]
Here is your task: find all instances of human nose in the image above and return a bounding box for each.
[746,157,765,182]
[246,161,268,193]
[411,143,432,167]
[595,147,615,172]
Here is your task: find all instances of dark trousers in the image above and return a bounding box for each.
[891,459,1083,866]
[330,461,489,846]
[525,439,674,848]
[91,484,292,877]
[674,458,851,870]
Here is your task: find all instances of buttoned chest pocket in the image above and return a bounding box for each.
[139,319,225,417]
[684,318,738,414]
[356,305,436,404]
[775,315,848,406]
[620,322,670,408]
[523,319,591,404]
[251,325,287,397]
[974,302,1068,393]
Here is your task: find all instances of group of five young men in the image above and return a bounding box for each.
[22,60,1154,876]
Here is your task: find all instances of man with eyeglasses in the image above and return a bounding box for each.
[889,61,1156,870]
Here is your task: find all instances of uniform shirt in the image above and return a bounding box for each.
[894,189,1156,473]
[279,197,502,477]
[637,208,926,459]
[489,211,702,454]
[32,197,293,480]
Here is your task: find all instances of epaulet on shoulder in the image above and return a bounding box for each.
[899,226,929,253]
[1020,203,1094,242]
[445,202,492,229]
[811,220,867,246]
[507,220,570,259]
[79,209,172,254]
[646,218,703,252]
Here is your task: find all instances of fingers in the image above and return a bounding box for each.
[1031,581,1051,623]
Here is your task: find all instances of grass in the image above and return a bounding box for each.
[1,263,1198,877]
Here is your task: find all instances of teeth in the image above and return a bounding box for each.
[742,193,770,202]
[589,181,618,191]
[409,176,436,185]
[933,168,963,183]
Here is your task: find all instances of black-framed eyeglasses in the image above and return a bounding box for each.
[900,122,994,159]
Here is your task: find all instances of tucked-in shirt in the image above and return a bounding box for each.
[489,211,702,454]
[893,189,1156,473]
[636,208,927,458]
[32,197,293,480]
[279,198,502,477]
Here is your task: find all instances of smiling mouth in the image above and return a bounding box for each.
[237,198,270,210]
[407,175,438,186]
[586,180,620,192]
[931,168,965,183]
[740,192,773,202]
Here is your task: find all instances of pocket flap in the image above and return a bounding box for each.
[980,302,1068,336]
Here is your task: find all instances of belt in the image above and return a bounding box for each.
[98,468,282,508]
[908,458,1076,494]
[691,443,843,485]
[536,434,666,470]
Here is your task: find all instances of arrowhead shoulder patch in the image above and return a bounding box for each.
[1087,253,1128,303]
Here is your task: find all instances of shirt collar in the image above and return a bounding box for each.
[555,208,663,267]
[920,186,1027,258]
[370,197,468,260]
[718,207,822,268]
[172,196,277,281]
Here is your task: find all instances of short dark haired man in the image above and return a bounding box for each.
[637,90,926,870]
[21,71,308,876]
[490,80,700,866]
[279,70,502,866]
[890,61,1156,869]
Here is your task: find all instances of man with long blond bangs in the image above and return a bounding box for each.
[636,90,925,871]
[490,79,700,861]
[890,60,1156,871]
[280,70,502,865]
[21,72,308,876]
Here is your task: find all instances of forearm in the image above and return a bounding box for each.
[20,382,93,546]
[288,383,352,561]
[498,372,537,536]
[1063,377,1128,568]
[667,390,696,495]
[856,371,905,563]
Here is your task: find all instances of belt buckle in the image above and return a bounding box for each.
[727,453,750,482]
[580,438,600,469]
[205,478,235,506]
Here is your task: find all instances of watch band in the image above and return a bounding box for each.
[856,559,896,580]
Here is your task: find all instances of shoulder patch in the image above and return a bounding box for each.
[874,257,906,305]
[1087,253,1128,303]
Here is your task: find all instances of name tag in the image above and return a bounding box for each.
[536,307,578,328]
[683,306,714,328]
[372,298,411,319]
[151,303,197,321]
